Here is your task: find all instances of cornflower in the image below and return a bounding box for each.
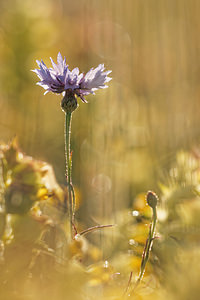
[32,52,112,112]
[32,53,112,239]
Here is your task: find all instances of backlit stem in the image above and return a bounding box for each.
[131,206,157,294]
[65,112,73,239]
[127,191,158,296]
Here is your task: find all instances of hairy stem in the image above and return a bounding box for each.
[131,206,157,293]
[65,112,73,239]
[125,192,158,297]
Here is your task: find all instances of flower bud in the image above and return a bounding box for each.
[61,90,78,113]
[146,191,158,209]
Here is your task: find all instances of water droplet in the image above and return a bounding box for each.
[132,210,139,217]
[104,260,109,268]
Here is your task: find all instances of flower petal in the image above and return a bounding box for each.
[80,63,112,93]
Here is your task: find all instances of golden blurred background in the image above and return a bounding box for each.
[0,0,200,226]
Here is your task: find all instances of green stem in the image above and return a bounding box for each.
[65,112,73,239]
[140,208,157,272]
[130,206,157,294]
[70,183,76,225]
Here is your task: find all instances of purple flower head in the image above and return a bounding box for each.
[32,52,112,102]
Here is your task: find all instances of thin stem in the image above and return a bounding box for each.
[78,224,115,236]
[65,112,73,239]
[70,183,76,225]
[123,272,133,296]
[129,206,157,295]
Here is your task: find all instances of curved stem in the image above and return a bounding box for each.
[78,224,115,236]
[129,206,157,295]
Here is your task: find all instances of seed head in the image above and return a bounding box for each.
[146,191,158,209]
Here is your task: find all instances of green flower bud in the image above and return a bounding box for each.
[146,191,158,209]
[61,90,78,113]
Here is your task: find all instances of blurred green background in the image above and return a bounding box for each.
[0,0,200,225]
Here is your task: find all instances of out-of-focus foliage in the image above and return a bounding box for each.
[1,141,200,299]
[0,140,155,299]
[0,141,103,299]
